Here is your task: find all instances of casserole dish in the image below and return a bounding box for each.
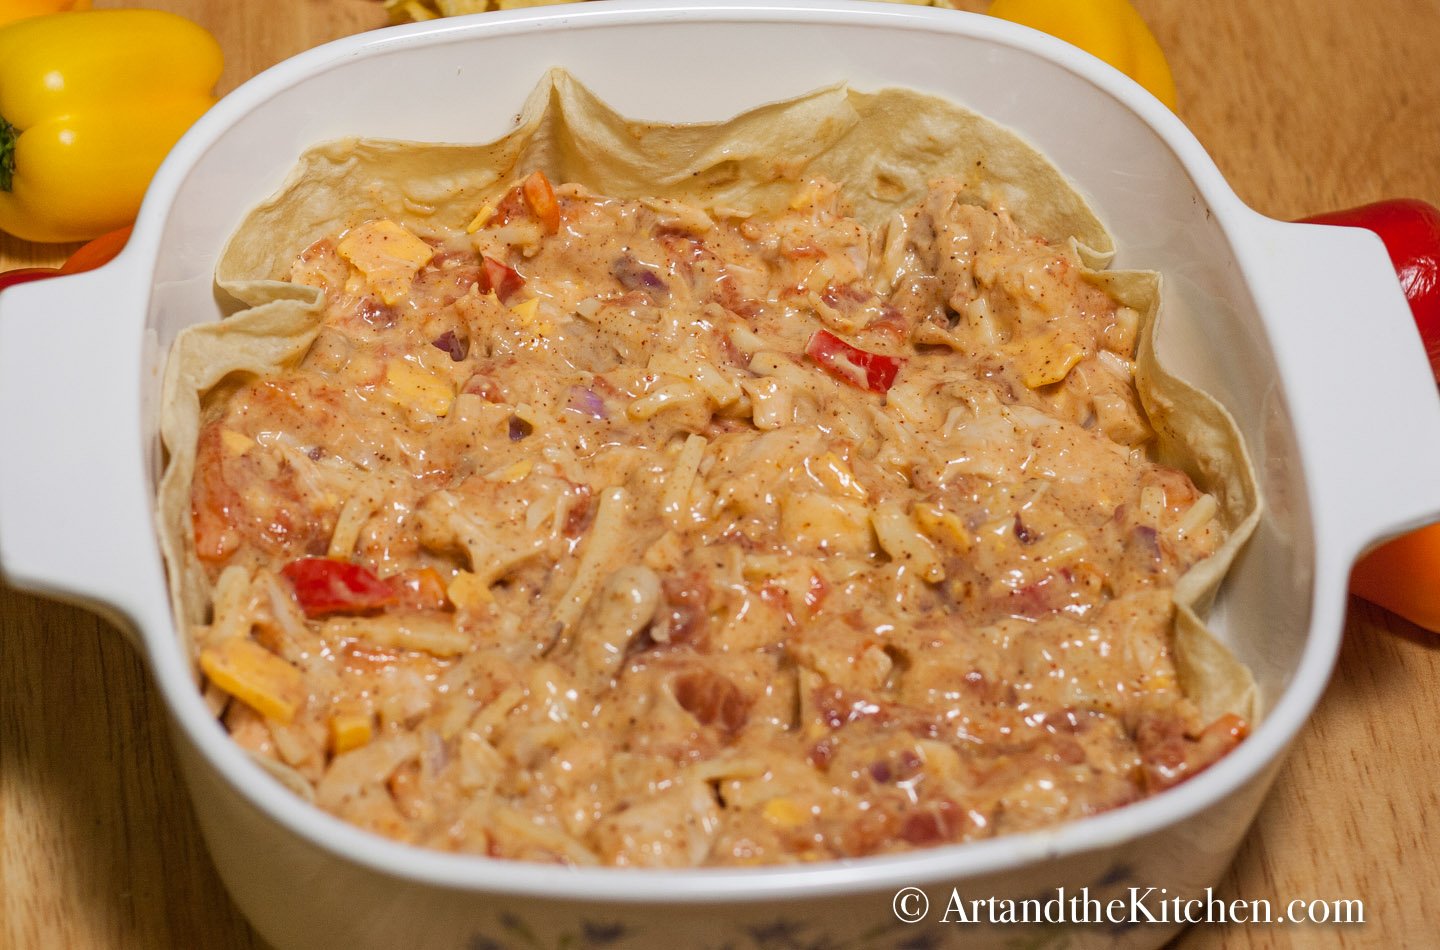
[2,0,1438,946]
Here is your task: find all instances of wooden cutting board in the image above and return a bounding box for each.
[3,1,1437,947]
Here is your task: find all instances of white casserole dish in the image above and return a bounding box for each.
[3,2,1439,947]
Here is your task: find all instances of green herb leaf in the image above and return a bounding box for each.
[0,115,16,193]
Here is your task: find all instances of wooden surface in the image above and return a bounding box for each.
[3,1,1438,947]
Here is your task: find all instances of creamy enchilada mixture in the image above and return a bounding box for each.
[184,169,1246,866]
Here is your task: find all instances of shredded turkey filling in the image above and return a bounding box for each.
[188,173,1245,866]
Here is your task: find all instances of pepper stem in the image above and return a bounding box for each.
[0,114,15,193]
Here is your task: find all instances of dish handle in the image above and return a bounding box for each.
[1243,212,1440,562]
[0,267,151,643]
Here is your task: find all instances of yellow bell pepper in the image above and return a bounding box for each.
[0,0,88,29]
[988,0,1177,111]
[0,9,222,243]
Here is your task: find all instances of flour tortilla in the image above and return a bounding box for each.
[158,68,1261,724]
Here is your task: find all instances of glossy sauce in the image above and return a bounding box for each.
[188,175,1243,866]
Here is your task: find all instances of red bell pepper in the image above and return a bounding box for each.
[1301,199,1440,631]
[0,266,55,291]
[804,329,904,394]
[1302,199,1440,382]
[0,224,130,291]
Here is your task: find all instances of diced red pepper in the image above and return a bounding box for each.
[521,170,561,235]
[480,255,525,302]
[280,557,398,618]
[803,329,904,393]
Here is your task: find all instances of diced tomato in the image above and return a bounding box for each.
[488,186,529,229]
[899,800,960,845]
[480,255,525,302]
[562,485,594,536]
[864,305,910,340]
[671,669,749,734]
[389,566,451,611]
[803,329,904,393]
[804,572,829,613]
[521,170,561,235]
[1135,712,1248,792]
[813,683,888,730]
[658,573,710,646]
[757,573,828,627]
[190,426,242,563]
[280,557,398,618]
[757,582,796,626]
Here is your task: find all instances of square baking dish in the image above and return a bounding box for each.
[3,2,1439,947]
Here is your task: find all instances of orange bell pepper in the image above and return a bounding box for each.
[1351,527,1440,632]
[1304,200,1440,383]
